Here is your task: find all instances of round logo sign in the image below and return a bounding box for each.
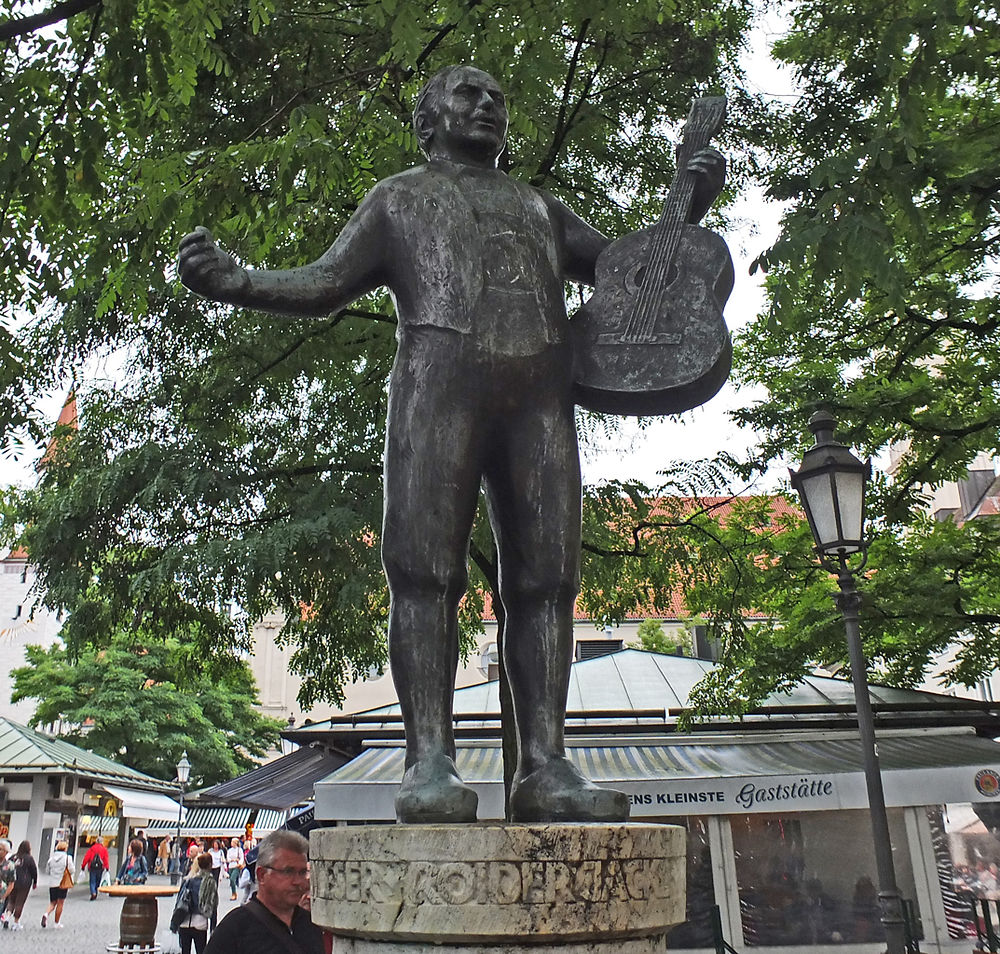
[975,769,1000,797]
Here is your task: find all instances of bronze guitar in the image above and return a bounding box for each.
[571,96,734,416]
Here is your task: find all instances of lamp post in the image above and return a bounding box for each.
[171,751,191,886]
[789,409,905,954]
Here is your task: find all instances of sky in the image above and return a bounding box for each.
[581,10,798,490]
[1,10,799,496]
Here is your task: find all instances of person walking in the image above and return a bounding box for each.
[208,839,225,884]
[157,835,172,875]
[5,841,37,930]
[236,846,257,905]
[204,831,322,953]
[185,838,202,876]
[224,837,243,901]
[116,838,149,884]
[41,839,74,928]
[171,852,218,954]
[80,840,110,900]
[0,840,15,925]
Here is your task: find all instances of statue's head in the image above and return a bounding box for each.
[413,65,508,165]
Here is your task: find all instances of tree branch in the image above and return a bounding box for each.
[0,0,99,40]
[0,3,101,226]
[530,20,595,186]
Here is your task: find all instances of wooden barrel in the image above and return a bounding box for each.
[119,895,158,946]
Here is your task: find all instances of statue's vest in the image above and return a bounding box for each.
[381,163,568,355]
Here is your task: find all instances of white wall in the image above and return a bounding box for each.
[248,615,688,724]
[0,556,63,725]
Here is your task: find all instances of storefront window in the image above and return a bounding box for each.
[663,816,715,949]
[926,804,1000,940]
[731,810,916,946]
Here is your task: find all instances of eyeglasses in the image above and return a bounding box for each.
[260,865,309,879]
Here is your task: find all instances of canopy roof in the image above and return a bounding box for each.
[287,650,1000,747]
[316,727,1000,822]
[193,744,348,810]
[0,717,174,791]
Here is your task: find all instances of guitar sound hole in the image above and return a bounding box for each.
[626,262,680,294]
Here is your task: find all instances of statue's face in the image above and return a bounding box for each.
[431,67,508,162]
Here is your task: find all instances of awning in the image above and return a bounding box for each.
[193,745,347,810]
[100,784,185,822]
[79,815,121,837]
[145,806,286,837]
[314,728,1000,822]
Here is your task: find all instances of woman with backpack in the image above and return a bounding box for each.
[115,838,149,885]
[41,839,74,928]
[5,841,37,931]
[171,852,218,954]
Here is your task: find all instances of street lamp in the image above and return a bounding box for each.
[789,409,905,954]
[171,751,191,886]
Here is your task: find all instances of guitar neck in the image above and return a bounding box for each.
[625,97,725,340]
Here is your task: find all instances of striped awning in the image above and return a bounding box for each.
[145,806,286,837]
[79,815,121,837]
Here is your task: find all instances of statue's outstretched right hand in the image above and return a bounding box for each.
[178,226,251,301]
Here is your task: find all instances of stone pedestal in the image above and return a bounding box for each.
[311,824,686,953]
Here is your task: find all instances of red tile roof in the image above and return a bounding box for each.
[477,495,795,622]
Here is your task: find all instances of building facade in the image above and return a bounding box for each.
[298,650,1000,954]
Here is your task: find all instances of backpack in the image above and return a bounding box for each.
[89,852,105,873]
[169,877,202,932]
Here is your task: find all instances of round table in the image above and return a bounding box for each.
[99,884,179,952]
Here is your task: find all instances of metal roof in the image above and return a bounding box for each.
[314,728,1000,821]
[193,745,348,810]
[287,650,1000,742]
[0,718,174,790]
[326,729,1000,784]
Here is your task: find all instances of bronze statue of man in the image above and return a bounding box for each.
[179,65,725,824]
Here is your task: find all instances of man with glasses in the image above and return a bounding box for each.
[204,831,323,954]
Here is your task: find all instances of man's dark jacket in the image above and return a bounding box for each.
[203,896,324,954]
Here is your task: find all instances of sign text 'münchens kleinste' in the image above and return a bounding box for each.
[629,791,726,806]
[321,858,672,906]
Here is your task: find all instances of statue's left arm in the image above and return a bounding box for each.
[543,146,724,285]
[542,194,611,286]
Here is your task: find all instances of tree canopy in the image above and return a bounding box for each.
[712,0,1000,706]
[11,625,283,785]
[2,0,761,709]
[4,0,1000,719]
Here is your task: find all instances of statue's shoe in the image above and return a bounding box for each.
[395,753,479,823]
[509,756,630,823]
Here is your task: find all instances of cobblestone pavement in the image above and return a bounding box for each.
[0,874,244,953]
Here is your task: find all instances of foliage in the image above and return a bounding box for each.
[4,0,761,708]
[713,0,1000,704]
[742,0,1000,494]
[10,626,283,785]
[12,0,998,719]
[635,617,667,645]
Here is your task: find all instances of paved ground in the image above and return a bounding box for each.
[1,873,244,952]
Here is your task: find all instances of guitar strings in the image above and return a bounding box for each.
[621,105,723,342]
[624,160,697,341]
